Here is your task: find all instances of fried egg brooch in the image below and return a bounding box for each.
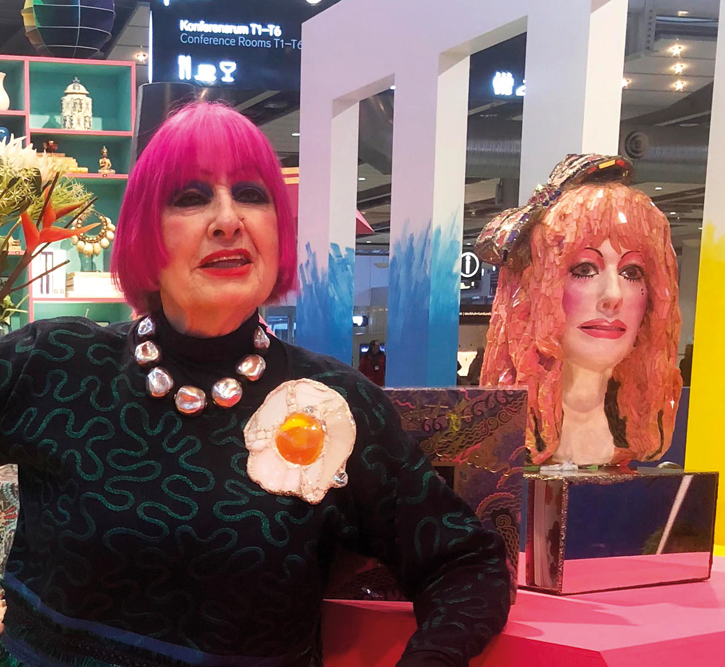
[244,379,356,504]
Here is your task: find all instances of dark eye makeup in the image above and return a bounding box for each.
[232,182,270,204]
[168,181,270,207]
[169,181,214,207]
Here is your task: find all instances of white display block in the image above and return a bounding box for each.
[30,249,67,299]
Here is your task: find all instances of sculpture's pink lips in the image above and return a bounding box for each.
[579,319,627,339]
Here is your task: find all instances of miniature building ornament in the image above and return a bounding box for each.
[61,78,93,131]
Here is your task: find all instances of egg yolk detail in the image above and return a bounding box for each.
[275,412,325,465]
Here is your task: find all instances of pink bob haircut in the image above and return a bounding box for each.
[111,102,297,313]
[481,182,682,465]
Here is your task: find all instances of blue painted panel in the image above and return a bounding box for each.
[296,242,354,364]
[428,212,462,387]
[387,221,432,386]
[327,243,355,364]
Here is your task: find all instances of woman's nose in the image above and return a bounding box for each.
[598,269,623,316]
[209,189,243,238]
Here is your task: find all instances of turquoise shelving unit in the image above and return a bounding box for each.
[0,54,136,326]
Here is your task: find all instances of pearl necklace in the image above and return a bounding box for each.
[133,316,270,416]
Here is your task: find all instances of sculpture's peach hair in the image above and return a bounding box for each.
[481,182,682,465]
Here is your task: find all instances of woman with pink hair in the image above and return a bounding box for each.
[0,103,509,667]
[477,154,682,466]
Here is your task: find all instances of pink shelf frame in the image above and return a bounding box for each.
[0,55,136,324]
[34,298,128,304]
[0,54,136,141]
[65,173,128,180]
[30,129,133,137]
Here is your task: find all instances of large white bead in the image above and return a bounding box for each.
[134,341,161,366]
[253,326,270,351]
[175,386,207,416]
[100,237,110,249]
[211,378,243,408]
[76,240,86,252]
[237,354,266,382]
[93,243,102,255]
[137,317,156,337]
[106,230,115,240]
[146,367,174,398]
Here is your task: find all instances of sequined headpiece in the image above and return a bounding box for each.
[474,153,633,270]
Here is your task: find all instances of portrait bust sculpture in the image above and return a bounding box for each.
[475,154,682,466]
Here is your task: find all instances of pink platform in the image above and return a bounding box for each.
[322,556,725,666]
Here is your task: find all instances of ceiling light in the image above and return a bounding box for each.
[365,240,371,244]
[358,177,366,181]
[670,211,677,215]
[678,11,690,17]
[699,226,703,230]
[134,51,148,64]
[306,0,323,5]
[465,242,472,246]
[673,80,686,91]
[670,44,684,57]
[389,85,396,90]
[622,77,631,88]
[672,62,686,74]
[655,186,663,191]
[291,132,300,137]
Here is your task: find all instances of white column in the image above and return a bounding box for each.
[519,0,628,200]
[297,90,359,362]
[386,53,470,387]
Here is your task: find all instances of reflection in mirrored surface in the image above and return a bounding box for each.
[526,469,717,594]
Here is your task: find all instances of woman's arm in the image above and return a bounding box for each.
[0,323,39,464]
[336,378,511,667]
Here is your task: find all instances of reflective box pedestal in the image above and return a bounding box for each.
[524,468,718,595]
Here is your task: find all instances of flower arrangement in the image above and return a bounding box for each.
[0,135,99,325]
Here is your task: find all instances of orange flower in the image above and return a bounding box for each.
[20,201,98,255]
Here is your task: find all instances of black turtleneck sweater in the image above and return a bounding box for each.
[0,314,510,667]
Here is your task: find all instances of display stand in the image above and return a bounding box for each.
[322,556,725,666]
[0,54,135,327]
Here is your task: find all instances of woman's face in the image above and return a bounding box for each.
[158,176,279,325]
[561,239,648,372]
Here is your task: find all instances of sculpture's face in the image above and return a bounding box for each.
[561,239,648,372]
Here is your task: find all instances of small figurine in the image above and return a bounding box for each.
[98,146,115,174]
[43,140,58,154]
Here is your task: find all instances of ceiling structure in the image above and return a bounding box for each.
[0,0,718,255]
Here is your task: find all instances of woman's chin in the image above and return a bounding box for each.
[562,333,637,372]
[188,283,258,311]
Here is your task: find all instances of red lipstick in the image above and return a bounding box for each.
[579,319,627,340]
[198,249,252,277]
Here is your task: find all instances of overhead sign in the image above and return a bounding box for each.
[149,0,340,90]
